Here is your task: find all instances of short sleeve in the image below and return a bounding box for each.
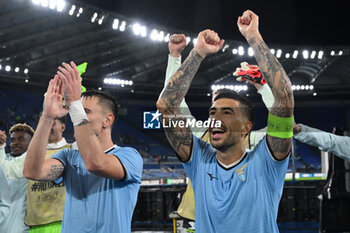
[50,148,70,167]
[112,147,143,183]
[254,136,289,189]
[182,135,215,182]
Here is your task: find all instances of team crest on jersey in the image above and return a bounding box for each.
[234,163,248,182]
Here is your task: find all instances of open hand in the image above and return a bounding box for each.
[57,61,82,106]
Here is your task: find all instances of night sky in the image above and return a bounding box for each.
[82,0,350,46]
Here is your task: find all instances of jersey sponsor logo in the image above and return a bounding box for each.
[234,163,248,182]
[207,172,218,181]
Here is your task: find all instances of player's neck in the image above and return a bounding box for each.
[98,129,115,151]
[216,142,246,166]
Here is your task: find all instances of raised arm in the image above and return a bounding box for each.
[57,62,126,180]
[24,77,67,181]
[157,29,224,161]
[165,34,207,138]
[238,10,294,160]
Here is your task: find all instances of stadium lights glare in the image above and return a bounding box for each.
[292,50,298,59]
[119,21,126,31]
[49,0,56,9]
[192,38,198,46]
[302,50,309,59]
[41,0,48,7]
[310,50,316,59]
[112,19,119,30]
[15,67,20,72]
[150,29,158,41]
[0,64,2,70]
[238,46,244,56]
[292,85,313,91]
[232,48,238,55]
[56,0,65,12]
[98,16,104,25]
[158,31,164,41]
[76,7,83,17]
[32,0,41,5]
[270,49,275,55]
[330,50,335,56]
[164,33,170,42]
[25,79,29,83]
[276,49,282,58]
[91,12,98,23]
[5,65,11,72]
[248,47,254,56]
[24,68,29,74]
[103,78,133,86]
[285,53,290,58]
[318,51,323,59]
[69,4,76,15]
[186,36,191,45]
[211,84,248,92]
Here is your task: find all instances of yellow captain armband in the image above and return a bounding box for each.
[267,113,294,138]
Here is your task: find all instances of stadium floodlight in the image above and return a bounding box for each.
[119,21,126,31]
[5,65,11,72]
[232,48,238,55]
[238,46,244,56]
[313,92,317,96]
[69,4,76,15]
[292,50,298,59]
[0,64,2,70]
[140,26,147,37]
[41,0,49,8]
[192,38,198,46]
[150,29,158,41]
[248,47,254,56]
[56,0,65,12]
[318,50,323,59]
[91,12,98,23]
[24,68,29,74]
[302,50,309,59]
[132,23,141,36]
[339,50,343,56]
[285,53,290,58]
[330,50,335,56]
[98,16,104,25]
[25,79,29,83]
[15,67,20,73]
[270,49,275,54]
[158,31,165,41]
[112,19,119,30]
[76,7,83,17]
[276,49,282,58]
[49,0,56,9]
[186,36,191,45]
[310,50,316,59]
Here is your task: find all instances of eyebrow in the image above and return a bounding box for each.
[209,107,235,112]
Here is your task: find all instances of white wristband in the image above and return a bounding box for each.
[69,100,88,127]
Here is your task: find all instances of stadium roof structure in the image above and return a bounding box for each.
[1,0,350,103]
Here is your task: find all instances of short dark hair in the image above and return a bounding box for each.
[82,90,119,126]
[9,123,35,137]
[213,89,255,129]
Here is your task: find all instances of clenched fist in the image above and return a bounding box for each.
[237,10,262,41]
[193,29,224,58]
[169,34,187,58]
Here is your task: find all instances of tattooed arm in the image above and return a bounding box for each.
[238,10,294,160]
[157,29,224,161]
[24,77,67,181]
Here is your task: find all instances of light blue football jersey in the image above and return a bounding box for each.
[182,135,288,233]
[51,145,143,233]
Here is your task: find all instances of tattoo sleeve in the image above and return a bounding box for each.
[248,37,294,159]
[158,49,204,161]
[45,163,64,181]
